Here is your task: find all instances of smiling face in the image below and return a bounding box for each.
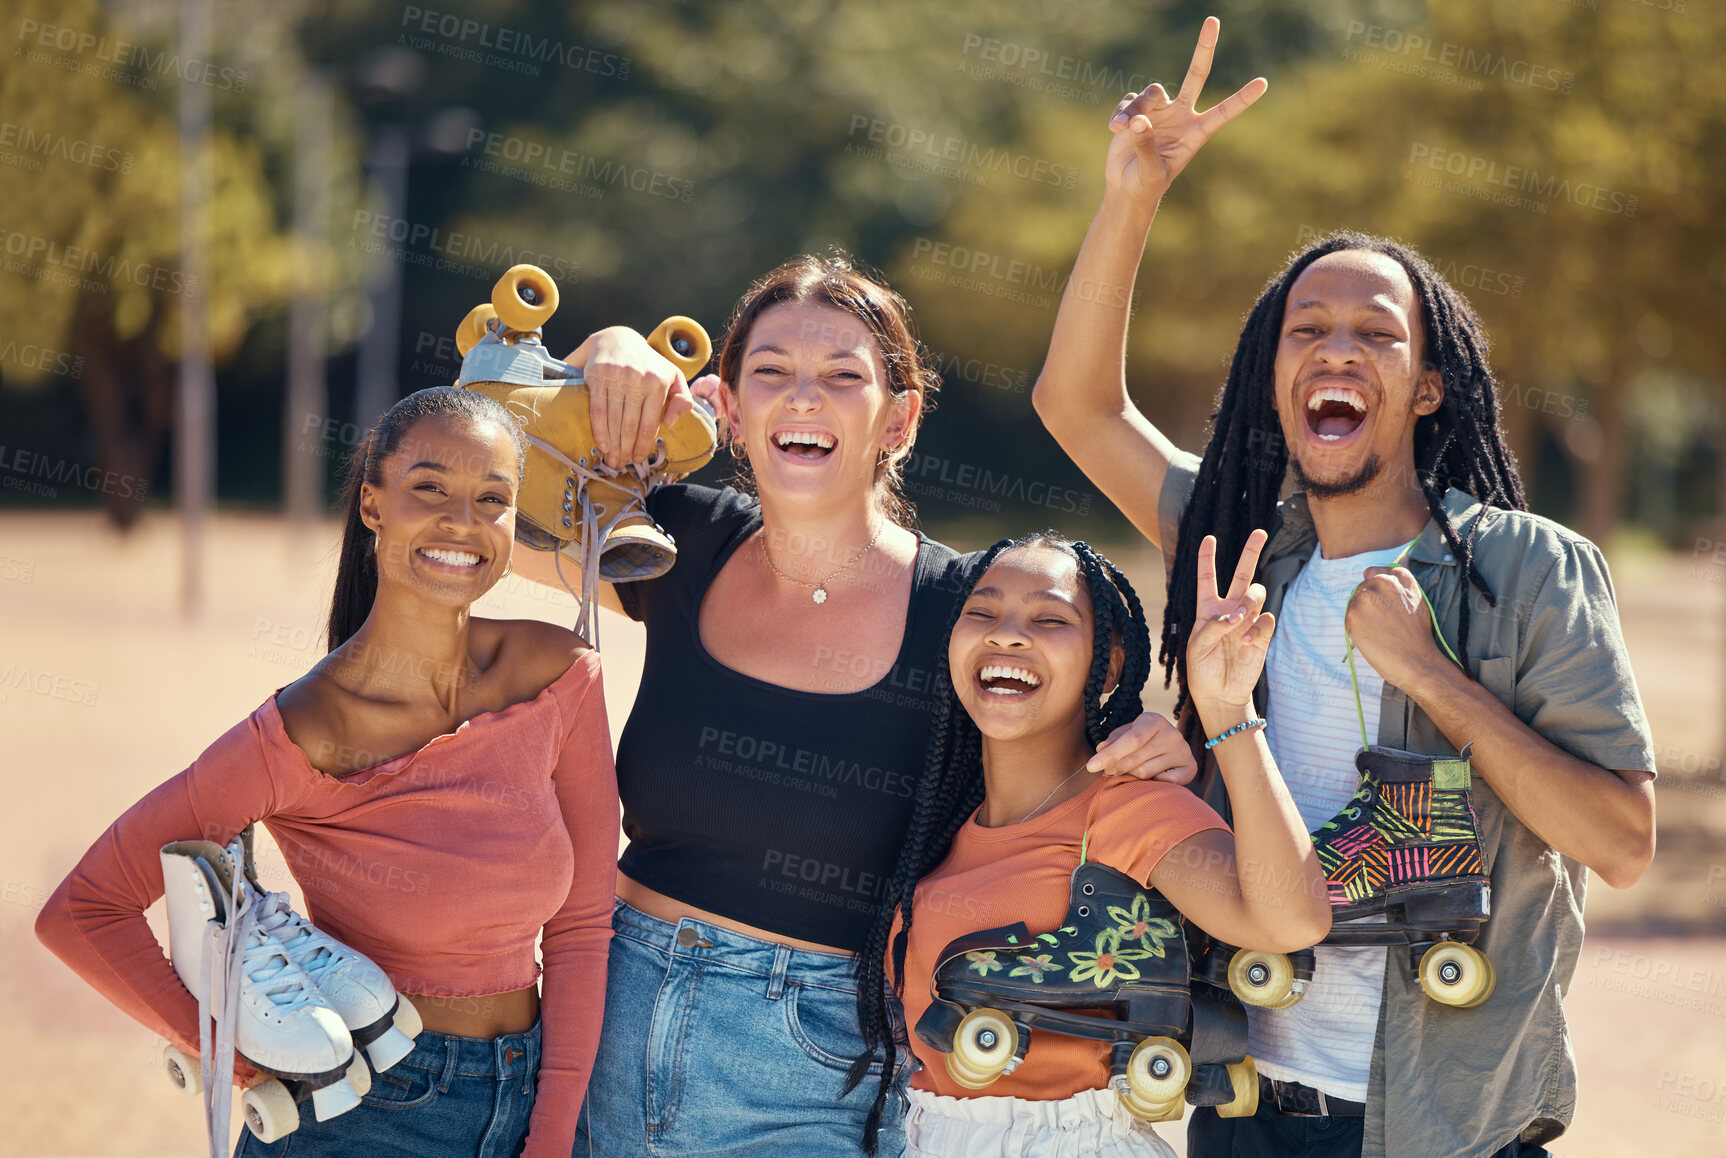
[359,414,520,607]
[1272,250,1443,500]
[950,544,1121,747]
[718,300,918,514]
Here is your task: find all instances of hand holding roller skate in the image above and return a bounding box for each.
[455,264,715,644]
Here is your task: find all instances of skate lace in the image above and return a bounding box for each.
[247,892,335,1005]
[533,434,666,649]
[198,843,256,1158]
[1341,539,1460,750]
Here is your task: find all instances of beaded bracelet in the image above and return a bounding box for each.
[1204,717,1268,751]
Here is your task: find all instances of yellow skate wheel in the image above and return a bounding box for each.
[646,315,712,380]
[1217,1056,1259,1118]
[492,264,559,332]
[1419,942,1494,1007]
[457,304,498,356]
[1125,1036,1190,1106]
[1120,1085,1184,1122]
[1229,949,1297,1008]
[947,1008,1017,1087]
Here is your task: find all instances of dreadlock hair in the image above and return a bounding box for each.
[1158,232,1528,747]
[846,532,1155,1153]
[327,386,527,651]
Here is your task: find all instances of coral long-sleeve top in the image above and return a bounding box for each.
[35,650,617,1158]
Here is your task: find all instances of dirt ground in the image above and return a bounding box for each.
[2,511,1721,1158]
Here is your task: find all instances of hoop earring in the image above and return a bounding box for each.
[372,530,380,554]
[729,440,747,461]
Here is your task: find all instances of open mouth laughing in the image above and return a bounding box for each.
[977,662,1043,699]
[771,428,837,461]
[1305,382,1369,442]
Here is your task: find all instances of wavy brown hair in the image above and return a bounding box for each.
[715,251,941,526]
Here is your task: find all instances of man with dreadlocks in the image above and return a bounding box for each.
[1029,17,1657,1158]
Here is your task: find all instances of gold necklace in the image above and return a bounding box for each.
[759,522,885,605]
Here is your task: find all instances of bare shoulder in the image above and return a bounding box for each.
[482,617,595,700]
[274,668,361,768]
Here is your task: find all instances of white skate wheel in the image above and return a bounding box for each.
[241,1079,300,1143]
[365,1025,416,1074]
[309,1071,363,1121]
[393,996,423,1040]
[162,1044,202,1096]
[345,1054,373,1097]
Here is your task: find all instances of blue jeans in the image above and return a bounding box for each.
[235,1020,540,1158]
[575,900,906,1157]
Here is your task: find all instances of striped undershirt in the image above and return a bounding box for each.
[1251,539,1409,1102]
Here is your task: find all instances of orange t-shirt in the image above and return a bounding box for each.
[898,773,1229,1101]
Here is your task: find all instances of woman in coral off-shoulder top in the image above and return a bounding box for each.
[36,371,636,1158]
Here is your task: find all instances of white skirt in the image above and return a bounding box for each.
[903,1086,1179,1158]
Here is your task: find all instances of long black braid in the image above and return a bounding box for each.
[1158,232,1528,748]
[847,533,1156,1152]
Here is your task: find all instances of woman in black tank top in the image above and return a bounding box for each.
[508,254,1199,1156]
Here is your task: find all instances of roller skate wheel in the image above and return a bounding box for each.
[457,303,498,356]
[241,1079,300,1143]
[1126,1036,1191,1106]
[1228,949,1298,1008]
[1419,942,1494,1007]
[345,1054,372,1097]
[493,264,559,332]
[948,1008,1018,1087]
[162,1044,202,1096]
[1217,1056,1259,1118]
[646,315,712,379]
[1119,1083,1184,1123]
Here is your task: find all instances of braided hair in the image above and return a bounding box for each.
[1158,232,1527,744]
[847,533,1155,1152]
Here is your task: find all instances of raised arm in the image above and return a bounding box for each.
[1032,17,1265,549]
[1150,531,1329,949]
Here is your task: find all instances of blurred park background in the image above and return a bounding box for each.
[1,0,1723,1154]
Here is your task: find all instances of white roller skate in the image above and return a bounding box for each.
[230,827,423,1072]
[160,838,364,1151]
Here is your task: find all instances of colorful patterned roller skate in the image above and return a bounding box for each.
[915,862,1258,1122]
[1208,743,1494,1010]
[455,264,715,642]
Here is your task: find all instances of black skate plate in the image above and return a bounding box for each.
[937,983,1188,1046]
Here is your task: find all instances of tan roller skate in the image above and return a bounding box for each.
[456,264,716,641]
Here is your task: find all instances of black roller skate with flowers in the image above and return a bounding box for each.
[915,861,1258,1122]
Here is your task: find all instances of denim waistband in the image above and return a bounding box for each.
[400,1017,541,1083]
[612,899,862,993]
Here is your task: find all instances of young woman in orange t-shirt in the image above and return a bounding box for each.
[850,531,1330,1156]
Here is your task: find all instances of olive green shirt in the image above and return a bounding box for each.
[1159,451,1657,1158]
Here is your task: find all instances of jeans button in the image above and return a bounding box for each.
[676,926,698,948]
[1315,1117,1332,1131]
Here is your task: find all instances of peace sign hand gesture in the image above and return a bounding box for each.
[1104,16,1267,205]
[1186,529,1276,719]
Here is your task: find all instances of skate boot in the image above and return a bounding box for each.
[229,827,423,1073]
[1212,744,1494,1010]
[455,264,715,643]
[160,839,363,1151]
[915,861,1257,1122]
